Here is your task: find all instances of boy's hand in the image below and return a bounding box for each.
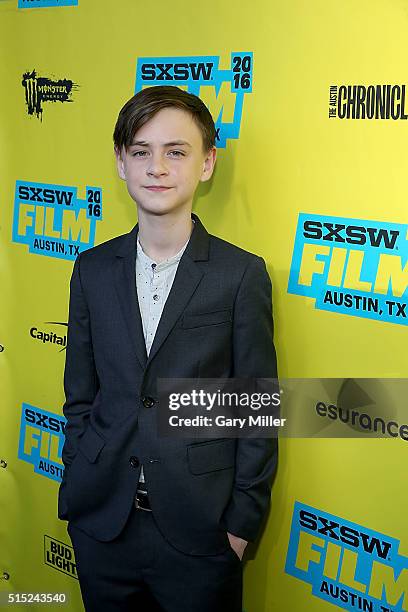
[227,532,248,561]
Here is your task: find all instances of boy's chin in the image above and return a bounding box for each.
[136,202,190,217]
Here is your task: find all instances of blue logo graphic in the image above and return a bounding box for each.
[286,502,408,611]
[19,0,78,8]
[135,53,253,148]
[12,180,102,260]
[18,404,66,482]
[288,213,408,326]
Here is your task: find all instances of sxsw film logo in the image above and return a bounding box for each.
[135,53,253,148]
[22,70,78,120]
[286,502,408,612]
[12,180,103,260]
[18,404,66,482]
[44,535,77,579]
[288,213,408,326]
[19,0,78,9]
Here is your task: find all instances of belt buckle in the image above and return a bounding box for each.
[135,489,152,512]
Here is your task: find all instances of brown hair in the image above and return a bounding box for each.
[113,85,216,155]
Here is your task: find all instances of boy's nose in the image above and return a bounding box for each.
[147,156,169,176]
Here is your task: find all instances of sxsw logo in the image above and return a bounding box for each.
[135,53,253,148]
[19,0,78,8]
[286,502,408,611]
[288,213,408,326]
[12,180,102,260]
[18,404,66,482]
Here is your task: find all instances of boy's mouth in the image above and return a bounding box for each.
[144,186,173,191]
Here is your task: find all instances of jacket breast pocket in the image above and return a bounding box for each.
[77,423,106,463]
[187,438,236,475]
[181,309,232,329]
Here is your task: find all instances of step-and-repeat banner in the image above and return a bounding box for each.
[0,1,406,611]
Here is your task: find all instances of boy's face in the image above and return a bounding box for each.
[115,107,216,217]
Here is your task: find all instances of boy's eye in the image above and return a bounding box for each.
[131,150,147,157]
[168,150,185,157]
[130,150,185,157]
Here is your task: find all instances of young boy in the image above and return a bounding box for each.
[58,85,278,612]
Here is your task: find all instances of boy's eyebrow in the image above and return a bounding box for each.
[129,139,192,148]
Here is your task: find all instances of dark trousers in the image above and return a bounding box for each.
[67,504,243,612]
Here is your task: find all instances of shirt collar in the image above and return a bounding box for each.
[136,219,195,272]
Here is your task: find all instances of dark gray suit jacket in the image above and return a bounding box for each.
[58,212,278,555]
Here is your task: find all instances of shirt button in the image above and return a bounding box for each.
[153,294,159,301]
[129,456,139,468]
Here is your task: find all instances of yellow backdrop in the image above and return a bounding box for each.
[0,1,406,611]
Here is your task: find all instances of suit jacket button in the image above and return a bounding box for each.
[129,456,139,468]
[142,396,155,408]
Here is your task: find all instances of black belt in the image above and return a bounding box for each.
[135,484,152,511]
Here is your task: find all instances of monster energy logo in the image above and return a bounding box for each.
[22,70,78,120]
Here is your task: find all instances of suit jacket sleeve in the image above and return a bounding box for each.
[58,253,99,517]
[222,255,279,542]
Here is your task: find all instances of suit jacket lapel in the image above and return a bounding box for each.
[113,212,209,371]
[114,225,148,370]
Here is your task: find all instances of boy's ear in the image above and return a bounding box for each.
[200,146,217,183]
[114,146,127,180]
